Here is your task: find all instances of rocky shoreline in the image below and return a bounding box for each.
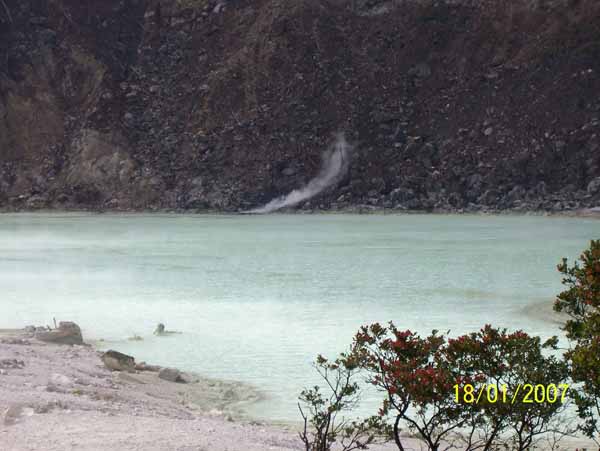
[0,326,305,451]
[1,206,599,218]
[1,325,597,450]
[0,325,418,451]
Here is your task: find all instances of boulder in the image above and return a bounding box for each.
[281,166,297,176]
[4,404,34,426]
[50,373,72,386]
[506,185,526,203]
[135,361,161,372]
[35,321,83,345]
[0,338,30,345]
[101,350,135,372]
[24,326,37,334]
[0,359,25,369]
[587,177,600,195]
[158,367,184,383]
[408,62,431,79]
[154,323,165,335]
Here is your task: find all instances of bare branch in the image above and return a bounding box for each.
[0,0,12,23]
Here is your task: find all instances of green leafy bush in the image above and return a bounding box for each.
[555,239,600,441]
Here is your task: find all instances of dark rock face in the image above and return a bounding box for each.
[1,0,599,213]
[35,322,83,345]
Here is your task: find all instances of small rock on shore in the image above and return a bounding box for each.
[158,367,184,383]
[101,350,136,372]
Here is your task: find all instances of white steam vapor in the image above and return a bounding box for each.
[249,133,351,214]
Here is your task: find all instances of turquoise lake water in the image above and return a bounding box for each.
[0,213,598,421]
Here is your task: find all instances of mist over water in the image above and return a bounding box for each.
[249,133,351,214]
[0,214,598,421]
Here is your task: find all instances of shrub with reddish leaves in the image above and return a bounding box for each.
[349,323,464,451]
[337,323,568,451]
[445,325,570,451]
[298,242,600,451]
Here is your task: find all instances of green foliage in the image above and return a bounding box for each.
[555,239,600,441]
[555,239,600,339]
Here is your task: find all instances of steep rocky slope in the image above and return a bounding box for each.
[1,0,599,212]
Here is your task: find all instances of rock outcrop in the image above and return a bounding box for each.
[158,367,184,383]
[101,350,136,372]
[588,177,600,196]
[35,322,83,345]
[3,404,34,426]
[0,0,599,213]
[135,361,161,372]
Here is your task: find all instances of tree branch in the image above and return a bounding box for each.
[0,0,12,23]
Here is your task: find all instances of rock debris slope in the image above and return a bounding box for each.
[1,0,599,212]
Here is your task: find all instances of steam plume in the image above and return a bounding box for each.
[249,133,351,214]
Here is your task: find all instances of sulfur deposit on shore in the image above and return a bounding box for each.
[0,327,308,451]
[0,327,408,451]
[2,327,594,451]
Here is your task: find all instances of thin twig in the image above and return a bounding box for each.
[0,0,12,23]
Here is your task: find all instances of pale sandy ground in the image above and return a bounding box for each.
[0,329,406,451]
[0,328,595,451]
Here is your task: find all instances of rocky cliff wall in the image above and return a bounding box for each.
[1,0,599,212]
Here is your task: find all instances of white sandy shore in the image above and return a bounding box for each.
[1,328,595,451]
[0,328,409,451]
